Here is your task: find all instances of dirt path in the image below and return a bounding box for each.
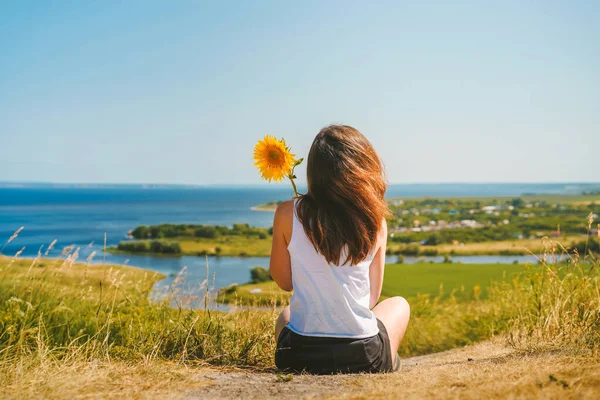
[4,339,597,399]
[182,340,600,399]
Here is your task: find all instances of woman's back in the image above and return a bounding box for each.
[287,199,379,338]
[270,125,410,374]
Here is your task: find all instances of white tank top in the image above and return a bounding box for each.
[287,200,379,339]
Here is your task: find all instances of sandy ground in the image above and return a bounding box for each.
[3,339,599,399]
[183,339,600,399]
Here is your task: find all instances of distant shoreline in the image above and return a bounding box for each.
[250,201,280,212]
[250,206,276,212]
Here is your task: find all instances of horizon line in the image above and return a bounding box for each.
[1,180,600,187]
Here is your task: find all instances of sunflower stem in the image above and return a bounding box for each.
[288,175,299,198]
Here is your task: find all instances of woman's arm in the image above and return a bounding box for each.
[368,219,387,309]
[269,200,294,292]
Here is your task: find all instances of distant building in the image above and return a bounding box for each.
[482,205,498,212]
[460,220,479,228]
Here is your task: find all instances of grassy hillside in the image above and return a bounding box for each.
[0,256,276,367]
[1,235,598,398]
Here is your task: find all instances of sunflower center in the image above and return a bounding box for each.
[268,149,283,164]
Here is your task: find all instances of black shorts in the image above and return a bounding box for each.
[275,318,398,374]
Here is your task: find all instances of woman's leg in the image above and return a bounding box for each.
[275,306,290,341]
[372,297,410,364]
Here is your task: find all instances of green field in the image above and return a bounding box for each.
[219,262,527,305]
[381,262,524,299]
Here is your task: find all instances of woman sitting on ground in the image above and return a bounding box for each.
[269,125,410,374]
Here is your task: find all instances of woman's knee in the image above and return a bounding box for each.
[385,296,409,311]
[390,296,410,321]
[397,296,410,312]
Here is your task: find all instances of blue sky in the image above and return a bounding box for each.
[1,1,598,185]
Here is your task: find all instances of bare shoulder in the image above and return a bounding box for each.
[275,199,295,217]
[380,218,388,234]
[274,199,294,225]
[379,219,388,242]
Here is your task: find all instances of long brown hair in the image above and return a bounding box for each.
[296,125,389,266]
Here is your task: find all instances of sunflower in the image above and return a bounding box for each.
[253,135,296,183]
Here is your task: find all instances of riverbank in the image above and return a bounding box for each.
[250,200,280,212]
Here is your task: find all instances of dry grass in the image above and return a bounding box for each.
[1,360,212,400]
[340,339,600,400]
[3,339,597,399]
[0,256,278,370]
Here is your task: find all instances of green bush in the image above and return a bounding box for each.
[571,238,599,256]
[117,241,149,253]
[250,266,272,283]
[397,245,420,256]
[420,248,438,256]
[194,226,219,239]
[131,226,149,239]
[127,223,270,241]
[150,240,181,254]
[117,240,181,255]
